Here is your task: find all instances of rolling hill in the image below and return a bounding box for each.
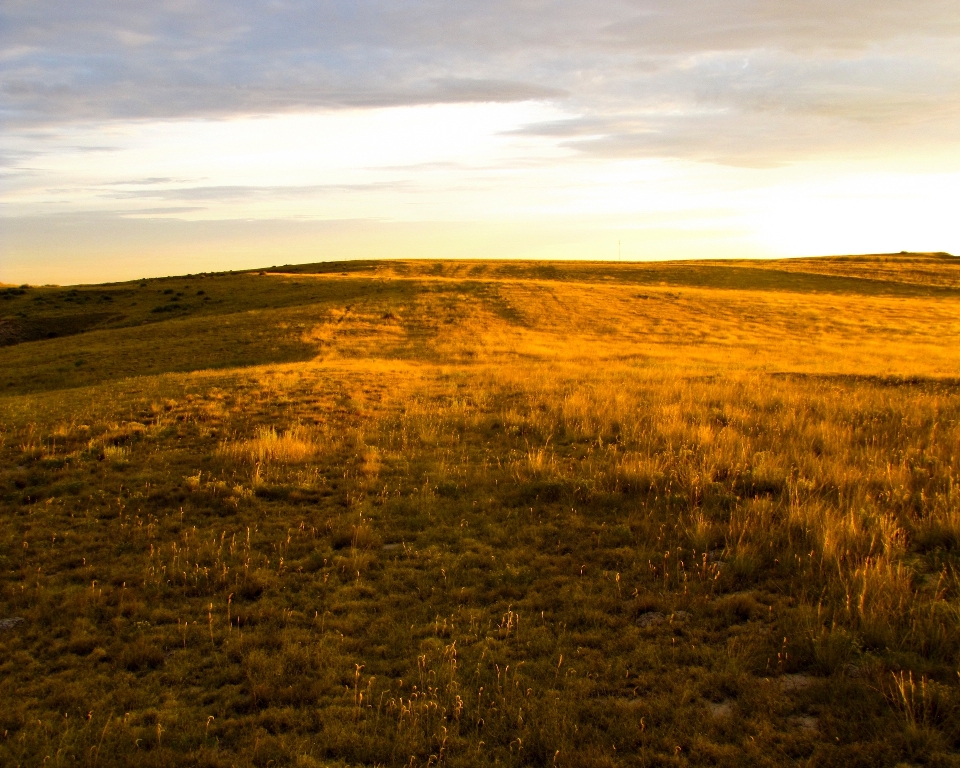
[1,253,959,767]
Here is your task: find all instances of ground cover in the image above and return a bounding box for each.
[2,254,960,767]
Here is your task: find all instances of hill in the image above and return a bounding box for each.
[1,253,960,767]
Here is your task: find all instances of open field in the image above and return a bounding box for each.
[2,253,960,767]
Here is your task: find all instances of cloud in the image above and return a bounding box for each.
[0,147,41,168]
[598,1,960,54]
[102,177,189,186]
[100,181,412,202]
[1,1,959,166]
[510,45,960,165]
[121,206,206,215]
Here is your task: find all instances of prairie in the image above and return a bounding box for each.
[1,253,960,767]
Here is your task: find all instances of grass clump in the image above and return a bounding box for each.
[225,425,320,465]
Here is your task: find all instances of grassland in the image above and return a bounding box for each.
[2,252,960,767]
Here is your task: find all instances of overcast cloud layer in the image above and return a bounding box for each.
[2,1,960,281]
[4,0,960,165]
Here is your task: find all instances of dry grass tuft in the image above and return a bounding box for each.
[223,425,319,465]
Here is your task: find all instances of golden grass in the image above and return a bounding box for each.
[223,425,320,465]
[1,254,960,766]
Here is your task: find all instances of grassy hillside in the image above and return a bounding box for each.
[2,253,960,767]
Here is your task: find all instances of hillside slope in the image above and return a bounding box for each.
[2,252,960,394]
[1,254,960,767]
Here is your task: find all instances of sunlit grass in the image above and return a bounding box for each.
[223,425,320,465]
[1,254,959,766]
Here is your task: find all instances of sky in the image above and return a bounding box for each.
[2,1,960,284]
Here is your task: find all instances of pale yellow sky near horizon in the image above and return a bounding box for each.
[4,103,959,285]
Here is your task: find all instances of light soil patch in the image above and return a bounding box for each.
[708,700,736,718]
[791,715,820,733]
[781,673,816,692]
